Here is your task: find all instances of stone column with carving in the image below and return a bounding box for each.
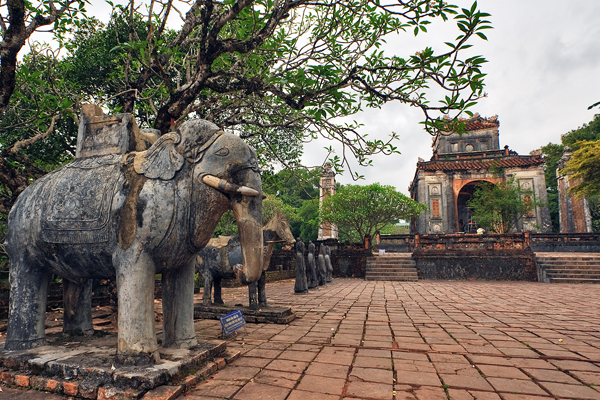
[318,164,338,240]
[557,147,592,233]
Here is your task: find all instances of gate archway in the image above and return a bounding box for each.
[456,180,498,232]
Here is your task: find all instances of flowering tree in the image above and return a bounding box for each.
[320,183,426,242]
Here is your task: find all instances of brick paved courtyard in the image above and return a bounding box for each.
[189,278,600,400]
[3,278,600,399]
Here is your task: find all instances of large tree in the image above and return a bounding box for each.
[467,177,542,234]
[320,183,426,242]
[0,0,491,219]
[0,0,87,114]
[67,0,489,172]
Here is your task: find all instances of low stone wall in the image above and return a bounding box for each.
[530,233,600,252]
[413,249,537,281]
[376,234,414,253]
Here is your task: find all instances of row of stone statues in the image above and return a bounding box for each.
[294,238,333,294]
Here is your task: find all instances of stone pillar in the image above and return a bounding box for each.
[318,164,338,240]
[557,147,592,233]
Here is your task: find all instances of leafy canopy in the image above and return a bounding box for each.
[8,0,490,174]
[562,140,600,199]
[262,168,321,242]
[320,183,426,242]
[542,114,600,231]
[467,177,542,234]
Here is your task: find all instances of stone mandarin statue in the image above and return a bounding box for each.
[306,241,318,289]
[294,238,308,294]
[317,245,327,286]
[324,245,333,283]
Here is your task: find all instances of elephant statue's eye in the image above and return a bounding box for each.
[215,148,229,156]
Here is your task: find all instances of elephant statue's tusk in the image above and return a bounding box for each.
[202,175,259,197]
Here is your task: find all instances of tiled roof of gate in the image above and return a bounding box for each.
[464,116,499,131]
[417,156,544,171]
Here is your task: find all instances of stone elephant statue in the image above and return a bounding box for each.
[196,211,295,308]
[4,117,263,363]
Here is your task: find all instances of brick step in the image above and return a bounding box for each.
[366,268,418,274]
[537,262,600,267]
[365,276,418,281]
[546,273,600,279]
[547,277,600,284]
[366,263,417,268]
[367,259,416,264]
[365,275,418,281]
[536,258,600,264]
[365,271,418,278]
[370,255,413,258]
[537,259,600,264]
[366,270,418,276]
[537,265,600,270]
[545,268,600,273]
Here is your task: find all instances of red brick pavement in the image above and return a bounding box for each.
[189,279,600,400]
[4,278,600,399]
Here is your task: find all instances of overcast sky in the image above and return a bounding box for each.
[302,0,600,194]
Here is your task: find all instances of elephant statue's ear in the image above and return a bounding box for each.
[134,132,185,180]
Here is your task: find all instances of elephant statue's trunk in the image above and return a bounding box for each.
[232,195,263,284]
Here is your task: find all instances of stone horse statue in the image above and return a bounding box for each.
[197,211,295,308]
[4,108,263,363]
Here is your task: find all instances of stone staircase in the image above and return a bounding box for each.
[536,252,600,283]
[365,253,418,281]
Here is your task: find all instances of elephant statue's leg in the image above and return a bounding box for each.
[5,255,51,350]
[258,271,268,308]
[248,282,258,309]
[213,277,224,304]
[63,279,94,336]
[114,249,159,363]
[162,259,198,349]
[202,270,213,305]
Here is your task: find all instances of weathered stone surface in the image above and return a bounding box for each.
[306,242,318,289]
[197,212,295,308]
[5,114,264,360]
[324,246,333,283]
[194,304,295,324]
[413,249,537,281]
[294,239,308,293]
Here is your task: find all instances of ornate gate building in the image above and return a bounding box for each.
[409,114,551,234]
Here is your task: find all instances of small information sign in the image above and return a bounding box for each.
[220,310,246,336]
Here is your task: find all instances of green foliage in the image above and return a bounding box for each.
[57,0,490,176]
[379,224,410,235]
[467,177,542,234]
[213,193,299,238]
[320,183,426,242]
[561,114,600,149]
[0,45,80,167]
[562,140,600,199]
[297,198,320,242]
[262,169,321,241]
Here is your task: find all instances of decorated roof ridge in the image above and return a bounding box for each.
[441,112,500,132]
[416,154,545,172]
